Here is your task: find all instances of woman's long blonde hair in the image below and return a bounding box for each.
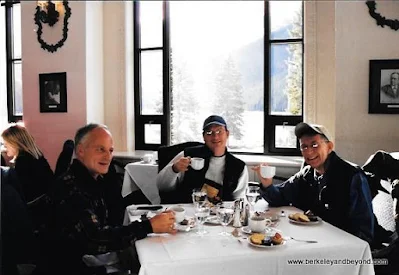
[1,124,43,160]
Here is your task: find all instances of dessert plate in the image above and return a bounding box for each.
[288,216,321,225]
[248,238,286,249]
[241,226,280,235]
[204,216,220,225]
[175,217,196,232]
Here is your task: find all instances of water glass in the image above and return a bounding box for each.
[192,188,207,208]
[246,185,260,213]
[216,203,234,236]
[194,205,210,235]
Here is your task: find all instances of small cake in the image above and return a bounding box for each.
[305,210,318,222]
[271,232,283,245]
[261,237,273,246]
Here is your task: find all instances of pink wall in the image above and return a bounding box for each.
[21,2,87,169]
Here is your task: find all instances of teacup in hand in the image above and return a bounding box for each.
[190,157,204,170]
[249,216,272,233]
[260,164,276,179]
[142,154,153,164]
[170,205,186,223]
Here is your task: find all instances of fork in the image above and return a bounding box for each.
[286,236,318,243]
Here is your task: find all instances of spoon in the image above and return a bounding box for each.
[286,236,318,243]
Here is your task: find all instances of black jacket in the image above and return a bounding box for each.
[177,145,245,202]
[14,152,54,203]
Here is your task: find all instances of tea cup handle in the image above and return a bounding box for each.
[265,218,272,227]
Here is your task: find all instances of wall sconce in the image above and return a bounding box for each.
[34,1,72,53]
[36,1,63,27]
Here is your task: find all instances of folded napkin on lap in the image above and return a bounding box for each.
[82,252,120,274]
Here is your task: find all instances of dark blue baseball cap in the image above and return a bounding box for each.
[202,115,228,130]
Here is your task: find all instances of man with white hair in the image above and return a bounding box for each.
[253,122,374,244]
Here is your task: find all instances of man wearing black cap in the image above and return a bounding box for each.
[157,115,248,203]
[253,122,374,244]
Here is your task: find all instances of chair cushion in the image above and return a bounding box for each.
[373,180,396,232]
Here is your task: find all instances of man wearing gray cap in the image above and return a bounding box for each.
[157,115,248,203]
[253,122,374,244]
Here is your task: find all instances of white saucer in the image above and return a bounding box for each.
[241,226,280,236]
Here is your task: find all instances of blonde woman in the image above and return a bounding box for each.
[1,124,54,203]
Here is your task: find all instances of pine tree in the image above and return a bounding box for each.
[170,57,200,143]
[212,56,244,140]
[286,10,303,115]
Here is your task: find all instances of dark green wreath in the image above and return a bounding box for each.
[366,1,399,31]
[34,1,72,53]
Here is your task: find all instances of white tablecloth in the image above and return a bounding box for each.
[122,162,160,204]
[125,204,374,275]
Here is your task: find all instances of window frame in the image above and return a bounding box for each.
[2,0,22,122]
[133,1,303,156]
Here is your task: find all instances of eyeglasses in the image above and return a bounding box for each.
[204,129,225,136]
[299,141,328,152]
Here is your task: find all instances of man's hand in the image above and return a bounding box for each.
[252,163,273,188]
[149,210,177,234]
[172,157,191,173]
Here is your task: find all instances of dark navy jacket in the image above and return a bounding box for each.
[261,151,374,243]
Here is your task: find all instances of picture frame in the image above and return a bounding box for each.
[369,59,399,114]
[39,72,67,113]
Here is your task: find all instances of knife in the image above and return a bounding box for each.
[136,205,163,211]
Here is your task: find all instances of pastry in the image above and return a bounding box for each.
[293,213,302,221]
[298,213,310,222]
[250,233,265,245]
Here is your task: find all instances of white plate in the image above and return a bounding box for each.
[263,214,280,222]
[254,212,280,222]
[248,238,286,249]
[241,226,280,236]
[175,217,196,232]
[204,216,220,225]
[288,216,321,225]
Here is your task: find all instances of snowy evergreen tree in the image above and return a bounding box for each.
[170,57,200,144]
[212,56,244,140]
[286,10,303,115]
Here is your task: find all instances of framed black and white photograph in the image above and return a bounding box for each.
[369,59,399,114]
[39,72,67,113]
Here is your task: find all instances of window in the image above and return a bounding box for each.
[1,0,22,124]
[134,1,303,155]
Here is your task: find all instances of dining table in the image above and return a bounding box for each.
[124,203,375,275]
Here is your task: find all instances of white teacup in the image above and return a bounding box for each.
[190,157,204,170]
[249,216,272,233]
[260,165,276,179]
[142,154,153,164]
[170,205,186,223]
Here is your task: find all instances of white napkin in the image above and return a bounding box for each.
[126,205,163,223]
[82,252,120,274]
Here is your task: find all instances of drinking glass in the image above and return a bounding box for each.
[216,203,234,236]
[194,205,210,235]
[246,185,260,214]
[192,188,207,208]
